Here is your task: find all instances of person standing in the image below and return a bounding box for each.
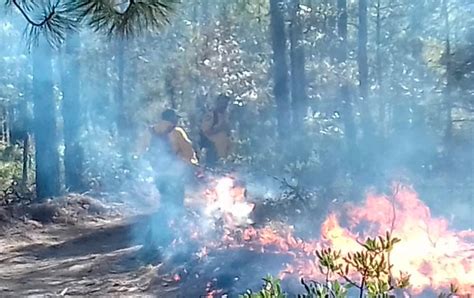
[199,94,232,167]
[137,109,198,260]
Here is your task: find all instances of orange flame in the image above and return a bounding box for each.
[202,176,255,228]
[340,185,474,294]
[195,178,474,296]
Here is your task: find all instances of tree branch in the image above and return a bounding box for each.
[12,0,56,27]
[338,273,362,291]
[74,0,178,38]
[452,119,474,122]
[389,183,400,236]
[387,183,400,289]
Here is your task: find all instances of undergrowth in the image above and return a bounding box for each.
[240,231,460,298]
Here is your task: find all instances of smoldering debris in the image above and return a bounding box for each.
[0,193,127,229]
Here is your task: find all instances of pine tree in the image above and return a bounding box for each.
[6,0,178,199]
[5,0,178,47]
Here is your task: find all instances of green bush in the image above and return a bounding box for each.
[241,232,461,298]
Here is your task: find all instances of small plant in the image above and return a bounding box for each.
[240,274,286,298]
[243,234,464,298]
[298,278,349,298]
[315,231,410,298]
[438,283,460,298]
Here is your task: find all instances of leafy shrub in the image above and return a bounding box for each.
[240,275,286,298]
[243,232,463,297]
[240,231,466,298]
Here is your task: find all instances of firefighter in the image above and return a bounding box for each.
[199,94,232,167]
[137,109,199,260]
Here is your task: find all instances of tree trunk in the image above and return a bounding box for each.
[2,107,10,144]
[357,0,374,139]
[115,38,133,168]
[442,0,453,156]
[337,0,357,172]
[61,32,84,192]
[325,0,336,38]
[375,0,384,130]
[165,68,177,109]
[32,38,61,200]
[357,0,376,175]
[290,0,307,131]
[22,133,29,188]
[270,0,291,139]
[325,0,337,62]
[202,0,209,26]
[116,39,126,137]
[18,99,30,189]
[358,0,369,102]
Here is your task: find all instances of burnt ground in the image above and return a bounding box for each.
[0,199,176,296]
[0,195,293,297]
[1,177,472,297]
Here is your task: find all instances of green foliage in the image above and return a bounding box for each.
[245,232,411,298]
[240,275,286,298]
[4,0,178,47]
[73,0,178,38]
[298,279,349,298]
[0,144,23,188]
[245,233,463,298]
[2,0,473,205]
[316,231,410,297]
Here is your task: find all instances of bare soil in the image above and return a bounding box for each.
[0,195,188,297]
[0,194,286,297]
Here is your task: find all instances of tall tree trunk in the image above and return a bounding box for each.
[325,0,336,37]
[325,0,337,62]
[290,0,307,131]
[357,0,375,175]
[201,0,209,26]
[165,68,177,109]
[442,0,453,157]
[115,38,132,168]
[116,39,126,136]
[18,99,30,189]
[32,38,61,200]
[61,32,84,192]
[270,0,291,139]
[337,0,357,172]
[358,0,369,102]
[2,108,10,144]
[375,0,384,130]
[22,133,29,188]
[357,0,374,138]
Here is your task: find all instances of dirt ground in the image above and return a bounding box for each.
[1,178,472,297]
[0,194,286,297]
[0,195,193,297]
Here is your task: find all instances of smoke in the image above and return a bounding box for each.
[2,0,474,296]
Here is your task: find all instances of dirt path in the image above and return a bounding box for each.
[0,211,187,297]
[0,206,296,298]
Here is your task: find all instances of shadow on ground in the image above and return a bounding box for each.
[14,214,161,260]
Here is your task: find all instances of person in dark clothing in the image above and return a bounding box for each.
[199,94,232,167]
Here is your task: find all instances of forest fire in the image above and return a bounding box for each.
[202,177,255,228]
[3,1,474,297]
[190,177,474,296]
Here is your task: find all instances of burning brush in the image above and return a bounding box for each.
[187,175,256,230]
[203,177,255,227]
[182,176,474,297]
